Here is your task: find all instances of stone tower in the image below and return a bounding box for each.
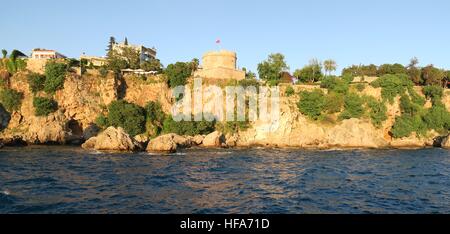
[194,50,245,80]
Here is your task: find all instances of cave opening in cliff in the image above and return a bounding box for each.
[67,119,83,136]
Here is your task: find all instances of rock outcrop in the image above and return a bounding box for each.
[439,135,450,149]
[82,127,141,151]
[146,133,190,152]
[202,131,225,147]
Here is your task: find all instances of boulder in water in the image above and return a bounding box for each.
[82,126,142,151]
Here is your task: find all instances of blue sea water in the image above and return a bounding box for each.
[0,146,449,214]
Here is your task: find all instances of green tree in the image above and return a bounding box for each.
[33,97,58,116]
[257,53,289,83]
[294,62,323,84]
[164,62,193,88]
[1,49,6,59]
[121,46,141,69]
[107,100,146,136]
[140,58,163,73]
[407,57,422,85]
[107,36,116,55]
[124,37,128,45]
[421,65,445,86]
[377,63,407,76]
[323,59,337,77]
[190,58,200,71]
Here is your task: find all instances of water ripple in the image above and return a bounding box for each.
[0,146,450,213]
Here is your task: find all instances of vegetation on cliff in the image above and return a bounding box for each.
[0,88,23,112]
[33,97,58,116]
[101,100,146,136]
[162,115,215,136]
[43,61,67,93]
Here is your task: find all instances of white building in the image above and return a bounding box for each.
[31,49,66,59]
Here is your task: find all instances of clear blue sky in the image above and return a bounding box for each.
[2,0,449,74]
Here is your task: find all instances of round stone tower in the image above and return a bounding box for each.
[202,50,237,70]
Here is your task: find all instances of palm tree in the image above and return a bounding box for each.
[1,49,7,59]
[323,59,337,77]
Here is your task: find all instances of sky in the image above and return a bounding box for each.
[2,0,450,75]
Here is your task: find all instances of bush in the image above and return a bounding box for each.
[0,103,11,131]
[107,100,146,136]
[33,97,58,116]
[391,115,427,138]
[44,62,67,93]
[339,93,365,120]
[297,89,325,120]
[0,88,23,112]
[323,92,343,114]
[423,85,444,105]
[370,74,412,103]
[216,120,250,135]
[285,86,295,96]
[162,115,215,136]
[399,94,424,117]
[423,105,450,133]
[95,114,109,129]
[145,101,166,136]
[320,76,349,94]
[366,97,387,127]
[165,62,193,88]
[27,72,46,93]
[356,83,365,92]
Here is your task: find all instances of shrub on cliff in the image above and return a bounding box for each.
[297,89,326,120]
[423,104,450,133]
[423,85,444,105]
[370,74,412,103]
[391,115,427,138]
[365,97,387,128]
[339,93,365,120]
[164,62,193,88]
[95,114,109,129]
[0,88,23,112]
[33,97,58,116]
[107,100,146,136]
[27,72,46,93]
[162,115,215,136]
[285,86,295,97]
[44,62,67,93]
[323,92,344,114]
[320,76,349,94]
[145,101,166,136]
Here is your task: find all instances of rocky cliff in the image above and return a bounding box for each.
[0,69,449,149]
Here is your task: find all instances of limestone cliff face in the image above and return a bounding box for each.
[1,71,449,149]
[0,70,119,144]
[237,86,448,149]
